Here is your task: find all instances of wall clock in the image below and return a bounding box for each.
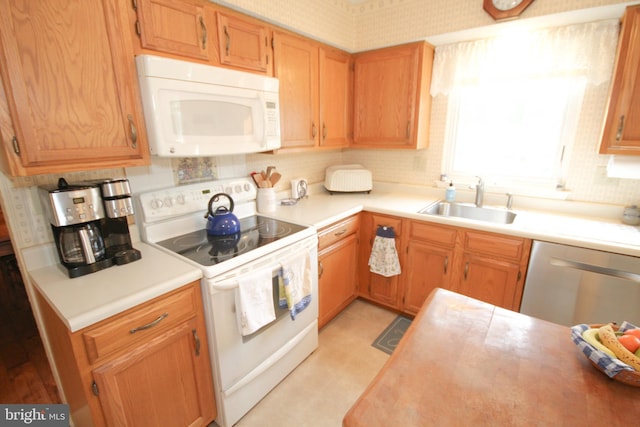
[483,0,535,21]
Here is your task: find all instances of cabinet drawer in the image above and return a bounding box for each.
[463,231,528,260]
[318,215,360,250]
[410,221,457,247]
[82,283,199,364]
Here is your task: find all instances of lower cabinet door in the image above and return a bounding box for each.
[456,253,521,311]
[403,241,454,315]
[318,233,358,328]
[92,319,215,427]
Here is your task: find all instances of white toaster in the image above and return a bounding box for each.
[324,164,372,194]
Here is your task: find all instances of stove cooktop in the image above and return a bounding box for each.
[155,215,308,267]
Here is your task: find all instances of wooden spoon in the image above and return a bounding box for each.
[269,172,281,186]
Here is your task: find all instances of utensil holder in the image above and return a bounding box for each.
[257,188,276,213]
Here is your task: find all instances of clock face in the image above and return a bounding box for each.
[493,0,524,11]
[484,0,534,20]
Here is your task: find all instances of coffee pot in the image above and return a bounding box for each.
[58,222,106,265]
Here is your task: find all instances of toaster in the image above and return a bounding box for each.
[324,164,372,194]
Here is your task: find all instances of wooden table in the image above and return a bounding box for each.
[344,288,639,427]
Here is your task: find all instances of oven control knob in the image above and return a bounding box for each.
[163,197,173,207]
[244,183,251,192]
[150,198,163,209]
[234,184,242,193]
[176,194,185,205]
[225,186,232,194]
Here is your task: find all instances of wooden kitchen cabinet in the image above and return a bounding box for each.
[319,47,352,148]
[36,281,216,427]
[0,0,150,176]
[452,230,531,311]
[216,10,272,74]
[600,5,640,155]
[358,212,405,310]
[317,215,360,328]
[273,31,351,151]
[352,41,433,149]
[402,222,457,315]
[132,0,212,62]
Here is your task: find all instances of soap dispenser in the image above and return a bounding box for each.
[445,181,456,202]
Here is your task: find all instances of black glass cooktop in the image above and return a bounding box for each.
[156,216,308,267]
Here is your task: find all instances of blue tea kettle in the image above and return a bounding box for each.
[205,193,241,236]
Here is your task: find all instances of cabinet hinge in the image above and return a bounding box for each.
[91,381,99,396]
[131,0,138,11]
[11,136,20,155]
[517,270,522,282]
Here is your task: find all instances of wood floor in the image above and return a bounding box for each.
[0,253,60,404]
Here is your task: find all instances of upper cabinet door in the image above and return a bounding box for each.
[0,0,149,176]
[134,0,211,61]
[217,11,271,74]
[273,31,319,149]
[319,47,352,148]
[600,5,640,155]
[352,41,433,149]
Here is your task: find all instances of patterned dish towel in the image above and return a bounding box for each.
[278,252,312,320]
[570,321,639,377]
[368,226,401,277]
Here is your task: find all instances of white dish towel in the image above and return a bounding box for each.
[279,252,312,320]
[236,269,276,336]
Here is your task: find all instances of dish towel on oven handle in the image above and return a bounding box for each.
[368,226,401,277]
[278,251,312,320]
[236,269,276,336]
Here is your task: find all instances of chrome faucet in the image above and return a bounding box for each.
[471,176,484,207]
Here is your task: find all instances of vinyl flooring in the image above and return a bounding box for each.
[0,254,60,404]
[230,299,396,427]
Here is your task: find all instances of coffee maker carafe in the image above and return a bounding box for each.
[39,178,113,277]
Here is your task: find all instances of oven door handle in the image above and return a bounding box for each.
[211,236,317,291]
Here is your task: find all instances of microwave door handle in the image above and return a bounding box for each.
[549,257,640,283]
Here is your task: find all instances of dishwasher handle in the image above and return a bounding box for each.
[550,257,640,283]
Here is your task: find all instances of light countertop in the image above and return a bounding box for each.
[25,182,639,332]
[265,182,640,257]
[25,239,202,332]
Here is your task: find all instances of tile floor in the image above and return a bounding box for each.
[230,299,396,427]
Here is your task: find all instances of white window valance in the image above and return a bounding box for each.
[430,19,620,96]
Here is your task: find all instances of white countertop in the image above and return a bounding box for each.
[25,240,202,332]
[265,183,640,257]
[25,183,639,333]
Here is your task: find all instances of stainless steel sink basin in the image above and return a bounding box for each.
[418,201,517,225]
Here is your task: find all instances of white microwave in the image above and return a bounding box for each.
[135,55,281,157]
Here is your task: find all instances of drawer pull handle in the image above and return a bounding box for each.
[463,262,469,280]
[192,329,201,356]
[129,312,168,334]
[444,256,449,274]
[318,261,324,279]
[334,228,347,236]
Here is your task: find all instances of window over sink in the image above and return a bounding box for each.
[431,19,620,195]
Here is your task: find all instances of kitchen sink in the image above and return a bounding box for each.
[418,201,517,225]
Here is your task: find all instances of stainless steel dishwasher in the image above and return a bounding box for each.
[520,241,640,326]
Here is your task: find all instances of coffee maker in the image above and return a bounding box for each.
[39,178,141,278]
